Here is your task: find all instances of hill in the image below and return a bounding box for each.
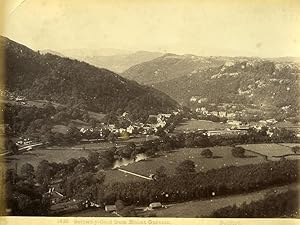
[121,53,236,84]
[83,51,163,73]
[52,49,163,73]
[1,36,178,121]
[153,59,300,120]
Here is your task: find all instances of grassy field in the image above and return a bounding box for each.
[284,155,300,160]
[64,142,117,150]
[144,184,298,217]
[279,143,300,148]
[88,111,106,122]
[4,148,93,172]
[238,143,295,157]
[175,119,230,132]
[119,135,159,144]
[51,125,70,135]
[103,146,266,184]
[4,142,117,173]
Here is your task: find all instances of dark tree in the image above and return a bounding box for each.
[231,146,245,158]
[175,160,196,175]
[201,149,213,158]
[20,163,34,179]
[87,152,100,166]
[291,146,300,154]
[35,160,52,185]
[155,166,167,179]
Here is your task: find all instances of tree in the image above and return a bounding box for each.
[231,147,245,158]
[155,166,167,179]
[120,142,136,159]
[291,146,300,154]
[107,132,116,143]
[67,158,79,170]
[20,163,34,179]
[175,160,196,175]
[6,139,19,154]
[74,163,88,174]
[147,116,158,124]
[88,152,100,166]
[201,149,213,158]
[35,160,52,185]
[115,199,125,212]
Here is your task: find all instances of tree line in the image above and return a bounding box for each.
[97,159,298,206]
[211,189,298,217]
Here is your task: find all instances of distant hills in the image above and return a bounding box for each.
[1,36,178,121]
[122,53,231,84]
[122,53,300,119]
[42,48,163,73]
[154,59,299,106]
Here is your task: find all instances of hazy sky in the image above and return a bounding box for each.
[2,0,300,57]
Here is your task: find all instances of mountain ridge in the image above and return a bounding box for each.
[1,36,178,121]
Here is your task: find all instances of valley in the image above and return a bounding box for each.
[1,37,299,218]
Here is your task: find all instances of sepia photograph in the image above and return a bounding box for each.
[0,0,300,221]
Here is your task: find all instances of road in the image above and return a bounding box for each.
[117,168,153,180]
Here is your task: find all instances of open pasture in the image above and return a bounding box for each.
[238,143,295,157]
[104,146,266,184]
[4,141,117,173]
[175,119,230,132]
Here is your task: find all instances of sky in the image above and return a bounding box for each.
[2,0,300,57]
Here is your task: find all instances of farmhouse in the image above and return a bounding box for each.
[227,113,236,119]
[105,205,117,212]
[227,120,242,126]
[149,202,163,209]
[266,118,277,124]
[219,111,227,117]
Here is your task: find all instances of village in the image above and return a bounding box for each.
[2,96,299,217]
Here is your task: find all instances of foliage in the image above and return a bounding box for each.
[3,37,178,122]
[175,160,196,175]
[99,159,298,206]
[201,149,213,158]
[211,189,299,217]
[231,147,246,158]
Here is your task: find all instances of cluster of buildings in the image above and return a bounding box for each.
[0,90,27,104]
[79,113,174,139]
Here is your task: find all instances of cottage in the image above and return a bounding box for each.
[127,125,135,134]
[227,113,236,119]
[149,202,162,209]
[44,187,65,204]
[219,111,227,117]
[227,120,242,126]
[105,205,117,212]
[266,119,277,124]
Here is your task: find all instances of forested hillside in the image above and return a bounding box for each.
[1,36,178,120]
[154,60,300,109]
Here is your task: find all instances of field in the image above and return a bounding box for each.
[144,184,298,217]
[88,111,106,122]
[62,142,117,150]
[104,146,267,184]
[238,143,295,157]
[119,135,159,144]
[4,142,117,173]
[284,155,300,160]
[51,125,70,135]
[175,119,230,132]
[279,143,300,148]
